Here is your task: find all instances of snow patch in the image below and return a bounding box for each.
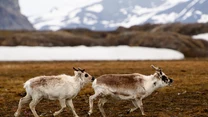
[120,9,128,15]
[192,33,208,42]
[182,8,194,20]
[19,0,102,16]
[166,0,190,4]
[65,17,81,25]
[133,6,153,15]
[83,17,97,25]
[198,14,208,23]
[195,10,202,15]
[68,9,82,18]
[86,4,103,13]
[0,46,184,61]
[83,13,98,25]
[199,0,206,4]
[187,0,199,9]
[152,12,178,23]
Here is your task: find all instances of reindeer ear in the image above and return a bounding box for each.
[151,65,158,70]
[159,69,162,75]
[151,65,163,74]
[73,67,78,71]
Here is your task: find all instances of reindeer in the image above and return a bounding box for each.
[14,67,95,117]
[88,65,173,117]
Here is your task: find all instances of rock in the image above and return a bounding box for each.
[0,0,34,30]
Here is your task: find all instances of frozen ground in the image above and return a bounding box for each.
[0,46,184,61]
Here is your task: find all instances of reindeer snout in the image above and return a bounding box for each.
[91,76,95,81]
[169,78,173,84]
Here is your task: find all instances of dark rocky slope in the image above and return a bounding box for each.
[0,0,34,30]
[0,23,208,57]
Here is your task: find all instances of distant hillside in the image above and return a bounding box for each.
[0,0,34,30]
[0,23,208,57]
[20,0,208,31]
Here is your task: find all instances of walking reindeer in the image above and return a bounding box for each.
[14,67,94,117]
[88,65,173,116]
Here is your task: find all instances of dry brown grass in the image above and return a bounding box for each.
[0,59,208,117]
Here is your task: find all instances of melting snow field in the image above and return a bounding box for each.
[0,46,184,61]
[192,33,208,42]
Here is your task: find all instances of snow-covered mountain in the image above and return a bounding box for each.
[19,0,208,31]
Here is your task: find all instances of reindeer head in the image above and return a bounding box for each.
[151,65,173,87]
[73,67,95,83]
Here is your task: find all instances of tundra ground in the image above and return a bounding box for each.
[0,59,208,117]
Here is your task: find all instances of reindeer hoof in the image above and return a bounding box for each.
[127,109,131,114]
[87,111,92,116]
[14,112,19,117]
[85,113,90,117]
[53,112,59,116]
[142,113,146,116]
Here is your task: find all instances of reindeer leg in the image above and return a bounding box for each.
[66,99,79,117]
[127,99,138,114]
[88,91,101,116]
[137,99,145,115]
[29,97,42,117]
[127,99,145,115]
[14,94,31,117]
[98,97,107,117]
[53,99,66,116]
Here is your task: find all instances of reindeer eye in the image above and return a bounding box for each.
[162,76,168,82]
[85,74,88,77]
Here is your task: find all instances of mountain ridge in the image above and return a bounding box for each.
[20,0,208,31]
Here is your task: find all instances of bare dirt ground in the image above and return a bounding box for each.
[0,59,208,117]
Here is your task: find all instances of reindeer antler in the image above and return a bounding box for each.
[78,67,85,73]
[73,67,79,71]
